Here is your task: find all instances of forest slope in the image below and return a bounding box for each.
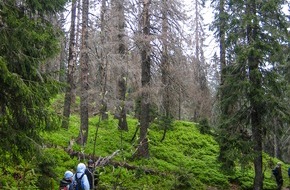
[40,112,281,190]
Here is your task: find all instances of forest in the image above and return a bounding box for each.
[0,0,289,189]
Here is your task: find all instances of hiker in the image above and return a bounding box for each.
[59,170,74,190]
[74,163,90,190]
[288,167,290,189]
[85,159,99,190]
[273,162,283,190]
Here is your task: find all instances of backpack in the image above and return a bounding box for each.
[272,168,278,176]
[59,179,71,190]
[73,173,85,190]
[59,186,68,190]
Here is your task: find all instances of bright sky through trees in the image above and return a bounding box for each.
[183,0,217,61]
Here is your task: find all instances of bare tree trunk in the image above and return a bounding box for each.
[117,74,128,131]
[194,0,200,62]
[62,0,77,129]
[193,0,201,121]
[72,0,81,104]
[135,0,151,159]
[77,0,89,145]
[59,39,66,83]
[178,87,181,120]
[160,0,170,141]
[59,13,66,83]
[99,0,108,120]
[161,0,169,117]
[112,0,128,131]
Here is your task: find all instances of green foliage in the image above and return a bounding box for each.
[172,166,205,190]
[156,115,174,130]
[50,93,80,115]
[26,0,67,13]
[3,108,286,189]
[36,148,79,190]
[41,114,230,189]
[0,158,39,189]
[134,96,159,122]
[0,0,68,189]
[213,0,290,175]
[196,118,211,135]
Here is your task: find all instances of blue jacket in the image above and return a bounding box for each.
[74,163,90,190]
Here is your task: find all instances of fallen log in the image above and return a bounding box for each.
[65,147,166,176]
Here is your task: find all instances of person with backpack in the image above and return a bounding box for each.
[59,170,74,190]
[288,167,290,189]
[74,163,90,190]
[85,159,99,190]
[272,162,283,190]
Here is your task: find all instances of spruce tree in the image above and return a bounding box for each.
[0,0,67,162]
[213,0,289,188]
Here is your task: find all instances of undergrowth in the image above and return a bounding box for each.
[1,96,286,189]
[41,113,290,189]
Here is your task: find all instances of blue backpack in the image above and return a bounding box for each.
[74,173,85,190]
[272,168,278,176]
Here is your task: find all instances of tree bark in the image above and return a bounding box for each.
[135,0,151,158]
[99,0,109,120]
[117,74,128,131]
[58,13,66,84]
[113,0,128,131]
[78,0,89,145]
[62,0,77,129]
[247,1,263,189]
[161,0,169,117]
[160,0,171,141]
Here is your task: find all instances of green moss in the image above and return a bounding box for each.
[4,98,285,189]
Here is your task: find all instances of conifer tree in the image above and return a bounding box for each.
[213,0,289,188]
[0,0,67,161]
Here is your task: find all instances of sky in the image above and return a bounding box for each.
[183,0,217,61]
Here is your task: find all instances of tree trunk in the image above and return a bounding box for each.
[160,0,170,141]
[117,74,128,131]
[113,0,128,131]
[135,0,151,158]
[72,0,81,104]
[77,0,89,145]
[247,1,263,189]
[58,13,66,84]
[62,0,77,129]
[161,0,169,117]
[99,0,109,120]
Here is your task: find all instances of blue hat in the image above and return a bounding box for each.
[88,159,94,164]
[64,171,73,179]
